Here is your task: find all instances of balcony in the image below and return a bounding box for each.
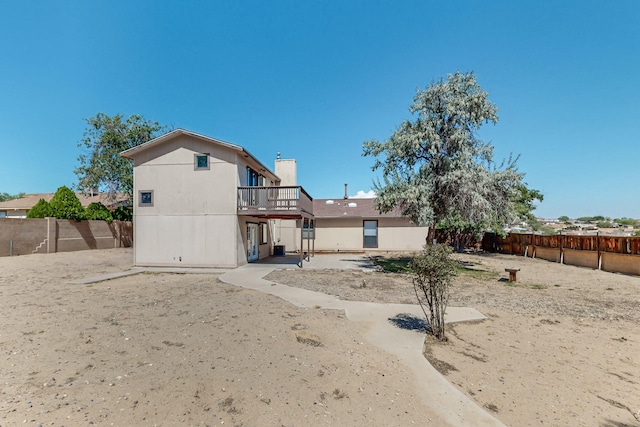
[237,186,313,218]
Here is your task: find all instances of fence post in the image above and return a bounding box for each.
[9,240,13,256]
[532,233,536,258]
[597,232,602,270]
[47,217,51,254]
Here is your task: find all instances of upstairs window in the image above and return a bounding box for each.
[195,153,210,170]
[246,167,265,187]
[139,190,154,207]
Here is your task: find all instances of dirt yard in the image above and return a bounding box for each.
[267,252,640,427]
[1,249,639,426]
[1,249,443,426]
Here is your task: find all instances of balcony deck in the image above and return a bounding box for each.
[237,186,314,218]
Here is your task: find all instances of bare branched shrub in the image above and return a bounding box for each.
[411,244,458,340]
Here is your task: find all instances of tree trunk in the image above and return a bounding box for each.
[426,226,436,245]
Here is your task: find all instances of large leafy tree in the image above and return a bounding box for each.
[0,192,25,202]
[513,184,544,227]
[74,113,167,202]
[363,71,523,243]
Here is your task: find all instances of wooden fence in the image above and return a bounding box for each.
[483,232,640,276]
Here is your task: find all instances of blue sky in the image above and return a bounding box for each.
[1,0,638,219]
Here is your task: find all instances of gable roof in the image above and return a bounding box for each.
[313,198,406,219]
[120,128,278,180]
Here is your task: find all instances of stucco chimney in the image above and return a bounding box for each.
[274,157,297,186]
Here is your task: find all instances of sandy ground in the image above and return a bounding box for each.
[1,249,442,426]
[267,252,640,427]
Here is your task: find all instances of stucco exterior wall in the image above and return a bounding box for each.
[130,133,281,268]
[313,217,428,252]
[274,159,297,186]
[377,218,429,251]
[134,214,238,268]
[272,219,299,252]
[132,135,241,268]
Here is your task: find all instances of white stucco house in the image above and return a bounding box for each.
[121,129,429,268]
[120,129,314,268]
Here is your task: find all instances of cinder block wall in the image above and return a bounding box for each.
[0,219,132,257]
[0,218,48,256]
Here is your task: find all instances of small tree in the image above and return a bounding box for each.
[85,202,113,222]
[27,199,53,218]
[49,186,85,221]
[410,244,458,341]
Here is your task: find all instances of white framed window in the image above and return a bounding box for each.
[195,153,210,170]
[260,223,268,244]
[139,190,154,207]
[363,220,378,248]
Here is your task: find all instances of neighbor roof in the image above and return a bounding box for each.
[313,198,405,219]
[0,193,128,210]
[120,128,278,181]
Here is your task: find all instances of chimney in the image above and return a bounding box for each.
[344,183,348,199]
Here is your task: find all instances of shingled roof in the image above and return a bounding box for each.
[313,198,404,218]
[0,193,128,210]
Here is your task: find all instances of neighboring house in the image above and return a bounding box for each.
[0,193,127,218]
[120,129,314,268]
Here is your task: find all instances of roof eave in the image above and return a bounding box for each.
[120,128,280,180]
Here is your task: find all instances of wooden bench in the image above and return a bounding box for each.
[505,268,520,282]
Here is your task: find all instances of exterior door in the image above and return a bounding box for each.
[247,223,259,262]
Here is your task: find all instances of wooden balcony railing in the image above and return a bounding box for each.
[237,186,313,216]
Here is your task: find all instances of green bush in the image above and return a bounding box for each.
[85,202,113,222]
[49,186,85,221]
[27,198,53,218]
[112,206,133,221]
[410,244,458,341]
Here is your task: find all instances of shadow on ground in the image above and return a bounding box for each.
[388,313,431,333]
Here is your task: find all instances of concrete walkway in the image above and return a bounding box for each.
[72,254,505,426]
[219,255,506,427]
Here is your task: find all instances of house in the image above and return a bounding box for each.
[120,129,314,268]
[120,129,429,268]
[0,193,127,218]
[312,198,429,252]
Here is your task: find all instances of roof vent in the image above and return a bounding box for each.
[348,202,357,208]
[325,200,334,204]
